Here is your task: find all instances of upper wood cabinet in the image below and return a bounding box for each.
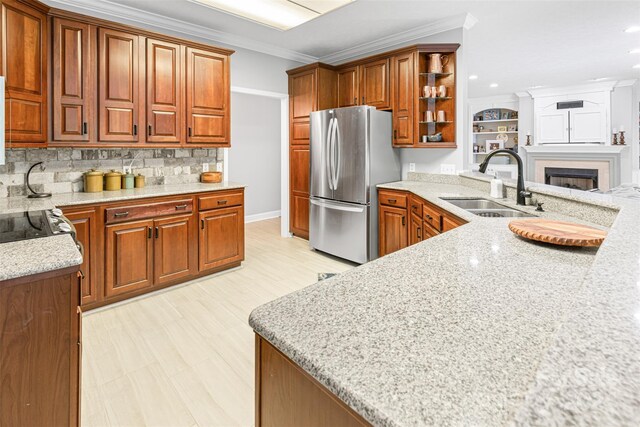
[98,27,143,143]
[186,46,229,145]
[336,59,390,109]
[290,68,316,120]
[359,58,390,109]
[146,38,183,144]
[52,17,95,142]
[391,52,414,146]
[337,66,358,108]
[1,0,48,145]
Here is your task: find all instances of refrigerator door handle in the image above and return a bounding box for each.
[326,118,335,190]
[310,198,365,213]
[333,118,341,190]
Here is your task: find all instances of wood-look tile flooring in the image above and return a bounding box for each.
[81,218,354,426]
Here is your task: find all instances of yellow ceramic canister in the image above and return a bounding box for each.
[83,169,104,193]
[134,173,146,188]
[104,170,123,191]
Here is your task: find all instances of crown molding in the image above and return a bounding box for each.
[515,91,531,98]
[41,0,317,63]
[318,13,476,65]
[528,81,618,98]
[614,79,637,88]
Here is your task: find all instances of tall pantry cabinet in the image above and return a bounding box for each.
[287,63,337,239]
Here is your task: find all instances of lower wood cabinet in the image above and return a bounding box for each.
[154,214,197,286]
[199,205,244,272]
[0,267,81,427]
[105,219,154,298]
[378,205,407,256]
[378,189,466,257]
[255,335,371,427]
[63,207,99,305]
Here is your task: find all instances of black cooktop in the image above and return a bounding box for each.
[0,210,55,244]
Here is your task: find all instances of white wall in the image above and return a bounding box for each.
[229,93,281,219]
[230,47,303,93]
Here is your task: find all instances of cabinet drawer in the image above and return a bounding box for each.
[199,192,243,211]
[105,199,193,224]
[443,215,466,232]
[423,202,442,231]
[409,195,423,217]
[423,222,440,239]
[379,190,407,208]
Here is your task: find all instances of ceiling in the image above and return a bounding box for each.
[44,0,640,97]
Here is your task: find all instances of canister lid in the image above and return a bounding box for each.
[105,170,122,177]
[85,168,104,176]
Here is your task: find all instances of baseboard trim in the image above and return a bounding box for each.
[245,210,281,223]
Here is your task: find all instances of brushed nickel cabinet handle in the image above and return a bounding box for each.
[175,204,187,210]
[388,199,396,203]
[217,200,227,205]
[114,212,129,217]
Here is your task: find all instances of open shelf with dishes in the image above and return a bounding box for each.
[416,47,457,148]
[470,107,519,175]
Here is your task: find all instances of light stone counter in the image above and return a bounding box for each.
[0,182,245,282]
[249,174,640,426]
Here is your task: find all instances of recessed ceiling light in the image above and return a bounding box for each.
[468,75,478,80]
[624,26,640,33]
[191,0,355,30]
[489,83,498,88]
[529,85,543,89]
[629,48,640,54]
[633,64,640,69]
[590,77,608,81]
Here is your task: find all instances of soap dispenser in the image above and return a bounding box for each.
[490,173,504,199]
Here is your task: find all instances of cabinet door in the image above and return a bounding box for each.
[1,0,47,144]
[98,28,142,142]
[537,108,568,144]
[360,58,390,109]
[153,214,195,286]
[289,69,316,121]
[409,213,423,246]
[52,18,95,142]
[392,53,414,146]
[105,219,153,298]
[337,66,358,107]
[570,107,605,143]
[146,38,182,144]
[378,205,407,256]
[63,208,99,305]
[185,46,229,145]
[442,215,464,232]
[290,146,310,238]
[199,206,244,272]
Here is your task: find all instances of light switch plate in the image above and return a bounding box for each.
[440,164,456,174]
[408,163,416,172]
[202,163,209,172]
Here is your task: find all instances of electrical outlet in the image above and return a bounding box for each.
[409,163,416,172]
[202,163,209,172]
[216,162,223,172]
[440,164,456,175]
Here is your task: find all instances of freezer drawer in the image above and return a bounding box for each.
[309,197,369,264]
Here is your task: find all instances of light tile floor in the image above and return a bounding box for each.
[81,218,354,426]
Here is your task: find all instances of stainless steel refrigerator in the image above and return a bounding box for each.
[309,106,401,264]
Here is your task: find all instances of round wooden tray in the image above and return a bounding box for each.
[508,219,607,247]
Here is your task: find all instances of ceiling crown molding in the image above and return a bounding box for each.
[41,0,318,63]
[319,13,477,65]
[528,81,617,98]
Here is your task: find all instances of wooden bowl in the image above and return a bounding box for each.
[201,172,222,183]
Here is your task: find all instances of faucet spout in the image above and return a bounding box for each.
[478,149,527,206]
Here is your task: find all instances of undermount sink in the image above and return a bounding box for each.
[440,198,536,218]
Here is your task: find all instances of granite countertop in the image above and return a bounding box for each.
[0,181,245,282]
[249,175,640,426]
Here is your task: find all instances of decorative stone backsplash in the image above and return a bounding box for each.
[0,148,223,197]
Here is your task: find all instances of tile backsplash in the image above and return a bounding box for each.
[0,148,223,197]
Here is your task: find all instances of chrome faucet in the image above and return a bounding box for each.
[478,149,527,205]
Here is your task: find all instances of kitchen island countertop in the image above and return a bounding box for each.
[249,174,640,426]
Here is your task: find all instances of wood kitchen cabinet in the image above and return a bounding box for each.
[52,17,95,143]
[185,46,229,145]
[391,52,415,146]
[336,59,390,109]
[337,66,358,107]
[378,205,407,257]
[1,0,48,145]
[0,266,81,427]
[98,27,143,143]
[409,212,423,245]
[154,214,196,285]
[62,206,99,305]
[287,63,337,239]
[146,38,183,144]
[105,219,154,297]
[199,201,244,272]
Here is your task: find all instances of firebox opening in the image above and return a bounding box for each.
[544,167,598,191]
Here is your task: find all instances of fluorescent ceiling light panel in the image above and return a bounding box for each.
[624,25,640,33]
[192,0,355,30]
[468,75,478,80]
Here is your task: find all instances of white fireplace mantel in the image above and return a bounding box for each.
[521,145,629,155]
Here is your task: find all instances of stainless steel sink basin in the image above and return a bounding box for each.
[440,198,536,218]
